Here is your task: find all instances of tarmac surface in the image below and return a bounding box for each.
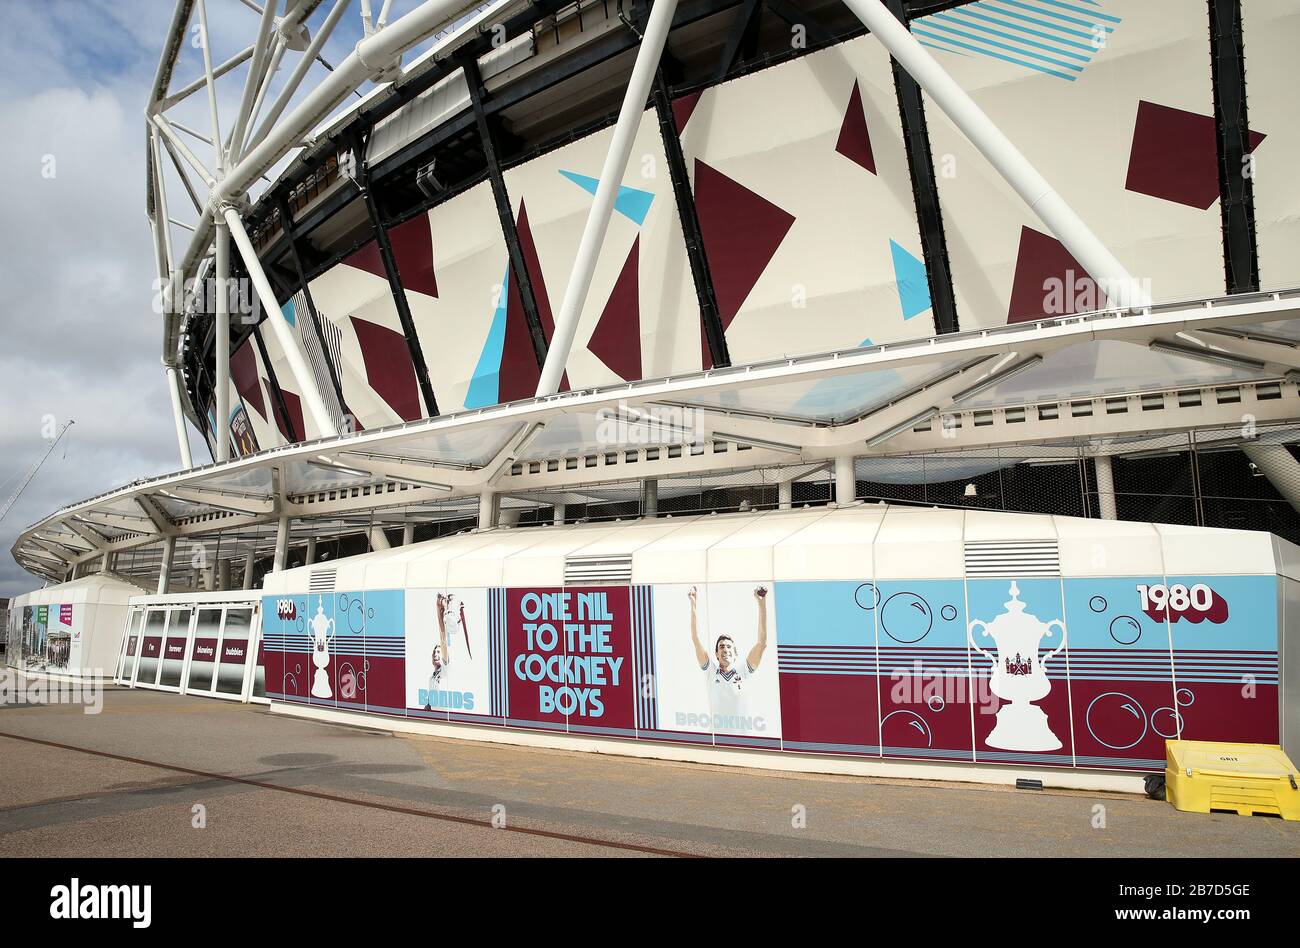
[1,686,1297,857]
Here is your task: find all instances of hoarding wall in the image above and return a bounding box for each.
[262,572,1279,772]
[7,601,81,674]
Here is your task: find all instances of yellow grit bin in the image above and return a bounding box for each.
[1165,740,1300,820]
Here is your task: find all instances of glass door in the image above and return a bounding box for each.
[183,607,224,695]
[114,608,145,685]
[214,607,254,699]
[133,608,168,687]
[156,607,193,691]
[247,604,266,703]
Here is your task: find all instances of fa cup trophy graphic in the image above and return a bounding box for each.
[309,602,336,699]
[968,581,1066,751]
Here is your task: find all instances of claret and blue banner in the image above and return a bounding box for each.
[260,572,1280,771]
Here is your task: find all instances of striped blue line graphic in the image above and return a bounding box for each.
[631,585,658,732]
[916,0,1120,81]
[489,588,508,719]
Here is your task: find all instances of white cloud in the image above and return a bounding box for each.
[0,0,478,595]
[0,4,199,596]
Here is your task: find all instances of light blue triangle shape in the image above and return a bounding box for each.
[559,169,655,226]
[465,266,510,408]
[280,299,297,328]
[890,239,931,321]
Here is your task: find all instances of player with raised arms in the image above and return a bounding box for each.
[424,592,468,710]
[688,585,769,723]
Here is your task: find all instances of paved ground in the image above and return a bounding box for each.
[0,687,1296,857]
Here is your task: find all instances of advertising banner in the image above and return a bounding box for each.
[503,587,635,736]
[406,588,491,722]
[260,570,1280,773]
[651,582,781,747]
[1064,575,1175,769]
[1164,574,1278,745]
[230,404,259,457]
[261,591,406,713]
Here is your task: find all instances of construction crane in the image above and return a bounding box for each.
[0,420,74,526]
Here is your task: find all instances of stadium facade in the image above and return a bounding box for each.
[7,0,1300,790]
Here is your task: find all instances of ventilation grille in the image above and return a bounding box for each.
[964,541,1060,577]
[309,568,337,592]
[564,554,633,585]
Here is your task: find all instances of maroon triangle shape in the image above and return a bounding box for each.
[1007,226,1108,324]
[350,315,423,421]
[588,237,641,381]
[673,91,703,135]
[693,159,796,368]
[389,214,439,298]
[229,341,267,422]
[343,240,386,279]
[835,80,876,175]
[272,388,305,443]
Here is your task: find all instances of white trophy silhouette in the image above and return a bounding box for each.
[309,603,335,699]
[969,581,1066,752]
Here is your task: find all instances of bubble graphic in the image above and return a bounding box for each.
[927,695,946,712]
[1175,688,1195,707]
[854,583,880,611]
[1108,615,1141,645]
[940,604,958,622]
[1085,692,1148,750]
[880,592,933,644]
[1089,596,1108,613]
[881,710,933,748]
[1151,706,1183,739]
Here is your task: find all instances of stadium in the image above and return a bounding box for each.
[6,0,1300,793]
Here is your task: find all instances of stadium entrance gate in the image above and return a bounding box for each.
[112,591,266,704]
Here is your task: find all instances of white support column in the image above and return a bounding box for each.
[1094,455,1118,521]
[839,0,1147,310]
[166,365,194,469]
[835,456,858,506]
[306,537,317,565]
[163,267,193,470]
[99,552,114,574]
[553,503,566,526]
[214,217,231,461]
[223,206,338,437]
[478,491,498,530]
[157,536,176,595]
[273,516,291,572]
[217,559,231,591]
[779,481,793,511]
[643,479,659,518]
[402,523,415,546]
[1243,443,1300,515]
[242,550,256,590]
[536,0,680,396]
[369,525,392,551]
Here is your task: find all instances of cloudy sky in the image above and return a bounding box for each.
[0,0,446,597]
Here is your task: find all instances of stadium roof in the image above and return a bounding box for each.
[14,286,1300,582]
